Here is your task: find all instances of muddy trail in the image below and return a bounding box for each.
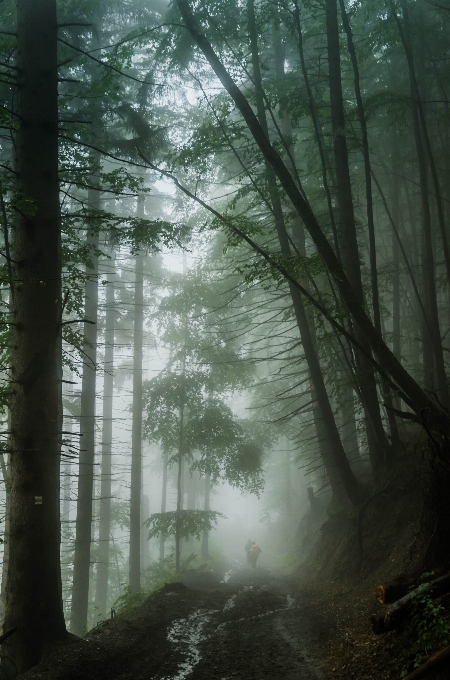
[20,567,331,680]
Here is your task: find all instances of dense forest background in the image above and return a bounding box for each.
[1,0,450,674]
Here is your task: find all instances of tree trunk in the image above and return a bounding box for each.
[175,0,450,434]
[391,135,402,372]
[292,1,339,255]
[388,1,448,406]
[201,471,211,560]
[140,494,150,573]
[70,194,100,636]
[248,0,360,505]
[159,448,168,561]
[283,19,361,462]
[3,0,66,671]
[0,462,10,625]
[175,340,186,573]
[274,32,357,482]
[395,1,450,300]
[129,209,145,593]
[341,385,359,461]
[325,0,391,475]
[93,251,115,622]
[402,5,449,408]
[339,0,400,447]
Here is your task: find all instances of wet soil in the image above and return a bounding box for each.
[18,567,331,680]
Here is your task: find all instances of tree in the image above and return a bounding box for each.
[129,199,145,593]
[93,249,116,622]
[173,0,449,434]
[3,0,66,671]
[70,187,100,636]
[246,0,361,504]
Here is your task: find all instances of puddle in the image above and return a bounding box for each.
[286,594,297,609]
[161,609,213,680]
[223,594,237,611]
[221,569,232,583]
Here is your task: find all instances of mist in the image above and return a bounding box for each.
[1,0,450,677]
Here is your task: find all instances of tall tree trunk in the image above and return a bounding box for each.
[4,0,66,671]
[410,71,445,397]
[325,0,391,475]
[159,448,168,561]
[140,494,150,573]
[283,21,361,461]
[248,0,360,504]
[0,460,10,625]
[391,134,402,370]
[394,1,450,300]
[93,251,115,622]
[291,2,339,255]
[338,0,400,447]
[175,320,187,573]
[391,2,449,408]
[201,471,211,560]
[70,190,100,636]
[61,370,74,537]
[175,0,450,433]
[276,28,361,477]
[129,202,145,593]
[61,378,73,617]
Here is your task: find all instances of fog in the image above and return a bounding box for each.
[2,0,449,660]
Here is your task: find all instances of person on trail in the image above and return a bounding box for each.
[248,542,261,568]
[245,539,252,565]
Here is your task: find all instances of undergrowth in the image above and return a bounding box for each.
[399,590,450,677]
[112,544,228,617]
[112,556,177,615]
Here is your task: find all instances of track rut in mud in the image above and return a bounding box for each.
[19,567,331,680]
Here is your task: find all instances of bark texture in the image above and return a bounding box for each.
[129,201,145,593]
[94,252,116,621]
[70,208,100,635]
[159,448,168,560]
[3,0,66,671]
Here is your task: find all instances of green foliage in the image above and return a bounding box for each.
[112,586,148,616]
[143,377,265,494]
[142,556,178,592]
[399,590,450,677]
[145,509,225,541]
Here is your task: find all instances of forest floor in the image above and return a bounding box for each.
[18,565,331,680]
[14,559,450,680]
[15,432,450,680]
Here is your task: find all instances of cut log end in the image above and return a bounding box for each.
[370,612,387,634]
[375,585,385,604]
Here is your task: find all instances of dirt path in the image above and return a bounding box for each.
[20,566,331,680]
[157,567,329,680]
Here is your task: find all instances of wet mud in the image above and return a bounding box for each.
[20,567,331,680]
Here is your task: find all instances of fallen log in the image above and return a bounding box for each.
[370,611,387,635]
[375,568,445,604]
[403,644,450,680]
[371,572,450,634]
[375,577,413,605]
[385,573,450,630]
